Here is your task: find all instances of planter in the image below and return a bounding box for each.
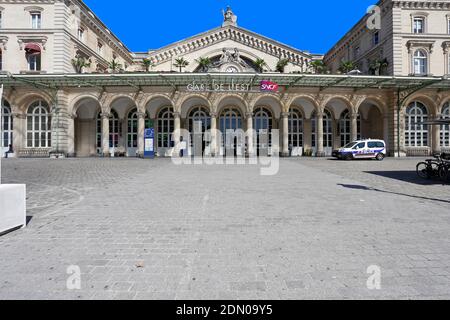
[0,184,26,235]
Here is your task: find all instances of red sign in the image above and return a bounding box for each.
[260,80,279,92]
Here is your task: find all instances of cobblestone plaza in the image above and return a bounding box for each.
[1,158,450,300]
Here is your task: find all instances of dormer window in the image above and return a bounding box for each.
[413,17,424,34]
[31,12,41,29]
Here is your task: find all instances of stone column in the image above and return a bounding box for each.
[350,111,358,142]
[137,111,145,157]
[101,112,110,157]
[281,112,289,157]
[432,114,441,154]
[246,112,254,156]
[12,113,26,152]
[173,112,181,157]
[210,112,217,157]
[67,115,76,157]
[316,111,325,157]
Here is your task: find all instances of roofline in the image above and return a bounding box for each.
[148,24,314,58]
[323,0,385,60]
[73,0,133,55]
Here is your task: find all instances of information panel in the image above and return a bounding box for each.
[144,128,155,158]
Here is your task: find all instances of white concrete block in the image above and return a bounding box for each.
[0,185,26,234]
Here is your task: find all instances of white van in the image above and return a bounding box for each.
[332,139,386,161]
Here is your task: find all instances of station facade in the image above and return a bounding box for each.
[1,1,450,158]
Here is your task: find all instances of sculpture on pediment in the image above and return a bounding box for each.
[222,6,238,27]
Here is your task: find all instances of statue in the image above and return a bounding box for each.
[222,6,237,27]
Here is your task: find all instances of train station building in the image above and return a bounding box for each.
[1,0,450,158]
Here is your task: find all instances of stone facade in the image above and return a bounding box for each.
[324,0,450,77]
[1,0,450,159]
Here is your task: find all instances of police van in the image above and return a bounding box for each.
[332,139,386,161]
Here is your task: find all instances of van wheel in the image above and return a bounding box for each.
[345,154,353,161]
[376,153,385,161]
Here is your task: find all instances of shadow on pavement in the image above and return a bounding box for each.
[365,170,449,186]
[338,183,450,205]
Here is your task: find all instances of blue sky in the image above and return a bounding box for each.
[83,0,376,54]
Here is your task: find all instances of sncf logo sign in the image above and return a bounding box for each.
[260,80,279,92]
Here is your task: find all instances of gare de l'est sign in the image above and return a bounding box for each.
[187,79,279,93]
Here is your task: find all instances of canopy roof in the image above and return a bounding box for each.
[1,73,450,91]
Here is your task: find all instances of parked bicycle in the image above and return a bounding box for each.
[416,153,450,182]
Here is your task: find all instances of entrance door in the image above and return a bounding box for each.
[253,107,272,156]
[220,107,242,157]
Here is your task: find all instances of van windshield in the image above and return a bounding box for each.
[343,142,357,149]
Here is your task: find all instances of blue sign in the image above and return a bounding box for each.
[144,128,155,158]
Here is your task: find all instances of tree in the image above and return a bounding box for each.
[195,57,212,72]
[142,58,154,72]
[276,58,289,73]
[310,60,328,74]
[174,57,189,73]
[338,61,357,74]
[369,58,389,76]
[109,59,123,73]
[254,58,267,73]
[71,55,91,74]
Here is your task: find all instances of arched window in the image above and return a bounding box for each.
[220,107,242,150]
[311,109,333,148]
[405,101,428,147]
[288,108,303,148]
[1,100,13,148]
[441,103,450,148]
[157,107,174,148]
[0,49,3,71]
[127,108,139,148]
[340,110,361,146]
[253,107,273,149]
[220,107,242,132]
[253,107,273,133]
[96,110,120,149]
[26,100,51,148]
[188,106,211,133]
[413,50,427,75]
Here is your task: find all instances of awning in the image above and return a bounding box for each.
[24,43,41,56]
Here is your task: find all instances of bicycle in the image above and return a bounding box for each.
[416,154,442,179]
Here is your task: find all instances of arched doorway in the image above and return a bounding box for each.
[288,107,304,156]
[339,109,361,146]
[188,106,211,157]
[253,106,273,156]
[96,109,120,155]
[1,99,13,156]
[73,96,100,157]
[219,107,243,157]
[126,108,150,157]
[156,107,174,156]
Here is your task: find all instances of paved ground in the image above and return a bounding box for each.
[1,157,450,300]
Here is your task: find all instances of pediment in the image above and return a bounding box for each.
[148,25,313,70]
